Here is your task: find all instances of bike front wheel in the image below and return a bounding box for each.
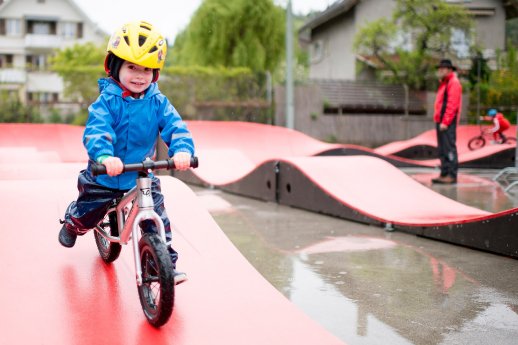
[94,211,122,263]
[137,233,175,327]
[468,136,486,151]
[503,137,517,145]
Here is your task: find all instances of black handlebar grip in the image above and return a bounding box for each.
[167,156,199,170]
[90,163,107,176]
[91,156,198,176]
[190,156,199,169]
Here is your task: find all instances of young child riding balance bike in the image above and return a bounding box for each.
[479,108,511,144]
[58,21,195,285]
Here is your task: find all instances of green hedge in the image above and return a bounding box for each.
[467,47,518,124]
[52,65,269,125]
[0,92,43,123]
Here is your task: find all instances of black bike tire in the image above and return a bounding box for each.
[94,211,122,263]
[137,233,175,327]
[468,136,486,151]
[504,137,517,144]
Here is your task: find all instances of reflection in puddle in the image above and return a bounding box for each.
[297,236,396,254]
[288,258,414,345]
[440,289,518,345]
[289,239,518,345]
[204,188,518,344]
[409,171,518,212]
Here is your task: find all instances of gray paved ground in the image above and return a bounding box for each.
[192,167,518,345]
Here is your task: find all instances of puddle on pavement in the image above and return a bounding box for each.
[195,187,518,345]
[406,168,518,212]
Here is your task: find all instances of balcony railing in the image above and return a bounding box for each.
[25,34,63,49]
[0,68,27,84]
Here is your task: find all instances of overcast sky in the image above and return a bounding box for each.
[73,0,335,42]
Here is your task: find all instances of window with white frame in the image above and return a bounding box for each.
[33,22,50,34]
[6,18,22,36]
[61,22,77,38]
[311,39,324,63]
[0,54,13,68]
[27,20,56,35]
[451,28,471,58]
[26,54,48,70]
[27,92,59,104]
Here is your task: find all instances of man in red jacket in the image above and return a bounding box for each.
[432,59,462,184]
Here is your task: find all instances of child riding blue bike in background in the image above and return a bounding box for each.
[58,20,195,285]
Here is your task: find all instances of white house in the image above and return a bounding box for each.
[0,0,106,109]
[299,0,518,81]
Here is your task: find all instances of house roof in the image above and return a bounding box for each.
[299,0,518,34]
[299,0,358,33]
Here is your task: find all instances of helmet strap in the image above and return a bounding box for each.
[105,53,160,83]
[152,69,159,83]
[104,53,124,82]
[109,77,145,98]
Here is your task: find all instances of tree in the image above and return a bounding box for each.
[354,0,473,90]
[467,51,491,89]
[50,42,106,106]
[171,0,284,73]
[470,45,518,124]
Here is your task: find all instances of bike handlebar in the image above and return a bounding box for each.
[91,157,199,176]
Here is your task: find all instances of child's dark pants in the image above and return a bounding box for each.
[62,169,178,266]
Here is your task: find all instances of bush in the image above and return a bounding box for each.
[0,92,43,123]
[159,66,271,122]
[467,46,518,124]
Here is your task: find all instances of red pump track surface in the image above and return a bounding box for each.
[0,123,345,344]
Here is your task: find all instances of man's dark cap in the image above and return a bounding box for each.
[436,59,457,71]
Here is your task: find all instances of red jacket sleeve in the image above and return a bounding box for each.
[441,78,462,126]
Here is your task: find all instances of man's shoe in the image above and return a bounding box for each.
[173,270,188,285]
[58,224,77,248]
[431,175,447,183]
[433,176,457,184]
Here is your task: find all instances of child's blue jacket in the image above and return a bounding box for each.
[83,78,195,190]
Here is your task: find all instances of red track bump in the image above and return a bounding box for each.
[185,121,518,187]
[280,156,490,226]
[0,130,345,344]
[188,120,341,162]
[375,125,517,156]
[375,127,438,156]
[187,121,342,185]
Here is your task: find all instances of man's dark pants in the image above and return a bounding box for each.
[436,122,458,178]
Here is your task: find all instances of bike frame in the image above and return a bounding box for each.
[94,172,167,286]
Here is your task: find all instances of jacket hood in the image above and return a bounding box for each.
[97,78,160,98]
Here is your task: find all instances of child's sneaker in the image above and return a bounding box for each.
[58,223,77,248]
[173,270,188,285]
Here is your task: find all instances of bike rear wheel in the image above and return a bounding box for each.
[94,211,122,263]
[468,136,486,151]
[137,233,175,327]
[503,137,517,145]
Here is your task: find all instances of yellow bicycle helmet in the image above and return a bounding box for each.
[107,20,167,69]
[104,21,167,83]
